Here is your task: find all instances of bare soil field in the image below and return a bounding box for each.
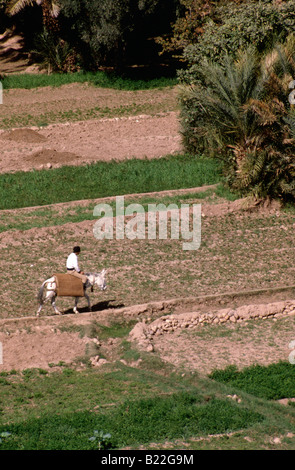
[0,56,295,376]
[0,85,180,173]
[0,33,180,172]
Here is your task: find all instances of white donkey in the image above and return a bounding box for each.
[37,269,107,316]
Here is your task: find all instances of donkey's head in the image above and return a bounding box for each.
[95,269,107,291]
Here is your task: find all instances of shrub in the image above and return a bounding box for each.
[32,29,81,73]
[58,0,179,70]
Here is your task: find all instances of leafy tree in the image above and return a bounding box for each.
[155,0,244,61]
[156,0,254,61]
[167,0,295,83]
[58,0,180,70]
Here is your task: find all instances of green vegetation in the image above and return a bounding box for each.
[1,71,177,91]
[1,359,295,449]
[0,390,263,449]
[179,0,295,82]
[169,1,295,203]
[0,154,222,210]
[0,73,178,129]
[2,199,294,320]
[4,0,179,72]
[1,0,295,451]
[210,362,295,400]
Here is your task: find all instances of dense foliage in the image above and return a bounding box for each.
[3,0,181,71]
[179,0,295,83]
[175,1,295,202]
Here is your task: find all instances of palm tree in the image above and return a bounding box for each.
[179,47,266,158]
[179,43,295,201]
[6,0,60,32]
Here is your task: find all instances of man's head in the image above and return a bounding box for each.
[73,246,81,254]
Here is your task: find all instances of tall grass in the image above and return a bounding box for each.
[0,154,222,209]
[1,71,178,91]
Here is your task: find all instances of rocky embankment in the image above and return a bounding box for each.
[129,300,295,352]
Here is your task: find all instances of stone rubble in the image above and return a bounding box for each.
[129,300,295,352]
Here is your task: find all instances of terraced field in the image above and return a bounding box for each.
[1,73,295,451]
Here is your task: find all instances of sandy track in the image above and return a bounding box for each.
[1,286,295,373]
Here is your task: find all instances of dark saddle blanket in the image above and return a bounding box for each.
[54,273,84,297]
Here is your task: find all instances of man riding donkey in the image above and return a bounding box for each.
[37,245,107,315]
[66,246,87,286]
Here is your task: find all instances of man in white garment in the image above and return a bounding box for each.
[66,246,87,284]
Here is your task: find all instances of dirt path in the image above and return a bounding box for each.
[1,287,294,373]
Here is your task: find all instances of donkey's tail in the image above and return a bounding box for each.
[37,277,54,304]
[37,282,46,304]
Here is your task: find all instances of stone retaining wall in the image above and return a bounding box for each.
[129,300,295,352]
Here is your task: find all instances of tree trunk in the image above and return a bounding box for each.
[42,0,59,34]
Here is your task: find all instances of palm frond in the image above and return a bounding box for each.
[6,0,60,17]
[6,0,34,15]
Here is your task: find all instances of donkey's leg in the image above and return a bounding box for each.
[50,293,62,315]
[84,292,91,312]
[37,302,43,316]
[73,297,79,314]
[37,290,52,316]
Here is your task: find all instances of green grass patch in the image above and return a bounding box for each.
[0,349,295,449]
[0,389,263,449]
[0,154,222,210]
[209,361,295,400]
[1,71,178,91]
[0,362,266,450]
